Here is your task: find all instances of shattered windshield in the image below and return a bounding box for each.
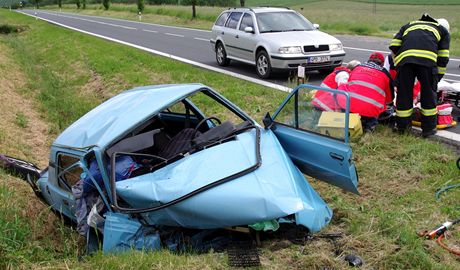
[256,12,315,33]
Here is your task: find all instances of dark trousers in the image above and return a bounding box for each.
[396,64,438,132]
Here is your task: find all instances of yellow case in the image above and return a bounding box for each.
[317,112,363,139]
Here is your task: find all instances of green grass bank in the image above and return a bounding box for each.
[0,8,460,269]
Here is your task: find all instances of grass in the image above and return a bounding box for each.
[45,1,460,56]
[15,112,28,128]
[1,7,460,269]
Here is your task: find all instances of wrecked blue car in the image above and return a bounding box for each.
[1,83,358,253]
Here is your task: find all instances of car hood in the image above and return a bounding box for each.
[262,30,341,47]
[115,128,332,232]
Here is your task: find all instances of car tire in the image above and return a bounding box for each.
[319,68,334,75]
[256,50,272,79]
[216,42,230,66]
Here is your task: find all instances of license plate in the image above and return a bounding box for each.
[307,56,330,63]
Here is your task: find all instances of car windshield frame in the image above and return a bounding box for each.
[256,11,315,33]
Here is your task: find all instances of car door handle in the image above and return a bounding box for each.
[221,31,225,35]
[235,35,239,38]
[329,152,344,161]
[63,199,70,206]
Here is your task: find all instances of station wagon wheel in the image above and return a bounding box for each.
[216,43,230,66]
[256,50,272,79]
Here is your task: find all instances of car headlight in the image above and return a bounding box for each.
[329,43,343,51]
[278,46,302,54]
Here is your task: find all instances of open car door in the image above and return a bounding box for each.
[265,84,359,194]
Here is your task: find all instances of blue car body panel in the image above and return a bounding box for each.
[271,84,359,194]
[53,84,205,150]
[272,124,359,194]
[116,129,332,232]
[30,83,359,252]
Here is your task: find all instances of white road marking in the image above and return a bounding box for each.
[142,29,158,33]
[165,33,184,37]
[46,10,212,33]
[194,37,209,42]
[119,25,136,30]
[17,11,291,94]
[39,11,137,30]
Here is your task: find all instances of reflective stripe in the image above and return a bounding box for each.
[396,108,413,117]
[410,20,438,26]
[403,25,440,41]
[421,107,437,116]
[394,49,437,65]
[348,80,386,97]
[438,49,449,58]
[390,39,402,47]
[438,66,446,74]
[348,92,384,109]
[312,97,333,112]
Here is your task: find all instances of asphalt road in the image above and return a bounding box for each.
[17,10,460,137]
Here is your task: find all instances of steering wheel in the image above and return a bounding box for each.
[192,116,222,139]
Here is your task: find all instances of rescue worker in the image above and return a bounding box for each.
[337,52,394,132]
[311,60,361,112]
[390,14,450,137]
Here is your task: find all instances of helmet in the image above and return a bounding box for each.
[437,18,450,33]
[369,52,385,66]
[346,60,361,70]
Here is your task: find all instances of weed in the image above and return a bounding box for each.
[15,112,28,128]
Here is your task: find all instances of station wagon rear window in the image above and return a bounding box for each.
[225,12,243,29]
[215,12,229,26]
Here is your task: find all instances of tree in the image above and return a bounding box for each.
[58,0,61,8]
[137,0,144,13]
[82,0,86,9]
[240,0,244,7]
[76,0,80,9]
[34,0,40,8]
[191,0,196,18]
[102,0,110,10]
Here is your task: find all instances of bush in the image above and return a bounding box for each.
[0,24,28,34]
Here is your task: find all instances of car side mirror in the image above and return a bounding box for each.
[263,112,274,130]
[313,23,320,30]
[244,26,254,33]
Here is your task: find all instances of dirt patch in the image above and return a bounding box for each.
[0,43,50,168]
[0,43,61,241]
[81,69,106,98]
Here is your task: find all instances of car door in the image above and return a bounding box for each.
[47,152,81,219]
[236,12,257,61]
[223,12,243,59]
[265,84,359,194]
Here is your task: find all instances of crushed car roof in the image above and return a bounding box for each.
[53,84,204,150]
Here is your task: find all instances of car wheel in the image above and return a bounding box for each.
[216,43,230,66]
[256,50,272,79]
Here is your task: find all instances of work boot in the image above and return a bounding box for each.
[422,129,437,138]
[392,124,410,135]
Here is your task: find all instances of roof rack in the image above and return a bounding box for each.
[257,6,291,10]
[227,7,254,12]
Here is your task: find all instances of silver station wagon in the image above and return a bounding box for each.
[210,7,346,78]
